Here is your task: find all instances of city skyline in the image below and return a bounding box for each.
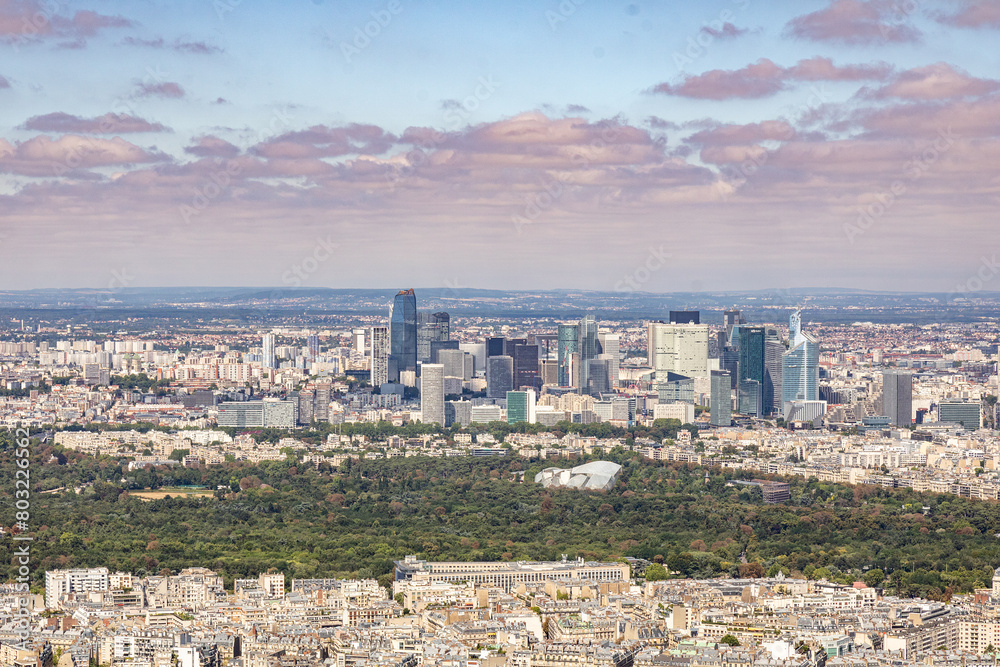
[1,1,998,291]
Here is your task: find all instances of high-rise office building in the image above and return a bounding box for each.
[764,327,784,417]
[588,357,612,395]
[578,315,599,392]
[420,363,445,426]
[262,333,276,370]
[314,383,331,422]
[506,390,536,424]
[486,337,506,358]
[720,347,740,389]
[782,310,819,418]
[710,370,732,427]
[486,355,514,399]
[540,359,559,386]
[511,343,539,390]
[438,349,468,380]
[738,378,762,417]
[669,311,700,325]
[557,324,579,387]
[647,322,709,379]
[417,312,450,364]
[738,326,767,412]
[389,289,417,380]
[597,332,620,388]
[369,325,390,387]
[306,334,319,358]
[352,328,366,354]
[882,369,913,426]
[297,390,314,425]
[723,308,746,347]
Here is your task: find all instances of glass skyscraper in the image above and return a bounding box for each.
[557,324,579,387]
[782,309,819,415]
[389,289,417,380]
[578,315,598,393]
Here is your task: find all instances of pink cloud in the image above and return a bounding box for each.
[873,63,1000,100]
[0,1,132,43]
[136,82,185,99]
[688,120,797,147]
[0,134,167,176]
[183,136,240,159]
[934,1,1000,28]
[252,123,396,159]
[785,0,921,45]
[21,112,170,134]
[653,58,891,100]
[701,22,747,39]
[120,36,224,54]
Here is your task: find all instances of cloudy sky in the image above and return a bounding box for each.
[1,0,998,293]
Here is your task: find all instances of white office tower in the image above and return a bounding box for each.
[262,333,276,369]
[352,328,366,355]
[597,332,620,387]
[781,309,819,419]
[420,363,445,426]
[647,322,709,378]
[370,326,389,386]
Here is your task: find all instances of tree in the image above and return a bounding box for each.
[862,569,885,588]
[644,563,668,581]
[720,635,740,647]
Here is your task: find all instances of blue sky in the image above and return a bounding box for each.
[1,0,999,293]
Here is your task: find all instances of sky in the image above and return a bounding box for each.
[1,0,999,294]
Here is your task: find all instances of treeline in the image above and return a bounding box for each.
[0,429,997,601]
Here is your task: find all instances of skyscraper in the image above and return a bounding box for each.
[506,389,536,424]
[647,322,709,379]
[723,308,746,347]
[882,369,913,426]
[764,327,784,417]
[511,343,540,390]
[420,363,445,426]
[557,324,579,388]
[485,337,506,358]
[389,289,417,380]
[314,383,331,422]
[578,315,598,392]
[352,328,366,354]
[710,370,731,427]
[597,332,620,388]
[738,326,766,410]
[486,355,514,399]
[782,309,819,418]
[306,334,319,358]
[262,333,276,369]
[369,325,389,387]
[669,311,700,325]
[738,378,762,417]
[417,311,450,364]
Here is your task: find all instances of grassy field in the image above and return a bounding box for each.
[131,487,215,501]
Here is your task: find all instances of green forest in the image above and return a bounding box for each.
[2,427,999,601]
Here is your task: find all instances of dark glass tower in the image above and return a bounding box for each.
[389,289,417,380]
[738,326,766,412]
